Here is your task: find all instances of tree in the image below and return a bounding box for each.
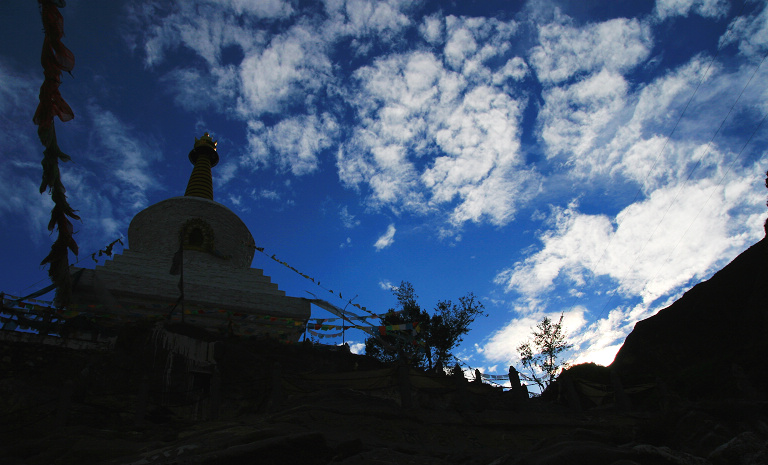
[365,281,486,370]
[426,293,486,370]
[364,282,429,366]
[517,313,572,391]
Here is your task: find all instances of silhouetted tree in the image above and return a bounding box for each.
[517,313,572,391]
[426,293,486,370]
[365,281,485,370]
[364,282,429,366]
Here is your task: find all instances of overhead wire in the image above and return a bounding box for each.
[590,21,768,323]
[550,1,760,327]
[628,104,768,314]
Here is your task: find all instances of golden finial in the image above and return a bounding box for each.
[194,132,217,151]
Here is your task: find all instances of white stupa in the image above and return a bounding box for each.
[71,133,310,340]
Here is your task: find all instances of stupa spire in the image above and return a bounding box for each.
[184,132,219,200]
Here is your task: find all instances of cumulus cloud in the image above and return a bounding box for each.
[214,162,238,188]
[126,2,270,68]
[125,3,540,230]
[237,24,333,116]
[340,31,539,226]
[479,8,768,370]
[538,69,628,163]
[420,14,444,44]
[324,0,413,39]
[245,114,339,175]
[529,17,652,84]
[347,341,366,354]
[374,223,396,250]
[220,0,294,18]
[496,171,764,308]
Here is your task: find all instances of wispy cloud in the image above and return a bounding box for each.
[719,1,768,60]
[654,0,729,21]
[378,279,396,290]
[339,206,361,229]
[88,105,162,211]
[374,223,396,250]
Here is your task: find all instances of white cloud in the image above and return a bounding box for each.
[127,2,270,68]
[535,43,768,194]
[221,0,294,18]
[529,17,652,84]
[374,223,396,250]
[492,57,529,85]
[214,162,238,188]
[719,1,768,60]
[88,106,162,211]
[255,189,281,201]
[538,69,628,163]
[339,206,361,229]
[347,341,366,354]
[245,114,339,175]
[161,66,241,113]
[420,14,444,44]
[482,307,586,365]
[341,40,538,226]
[238,24,333,116]
[444,24,478,70]
[378,280,395,290]
[495,172,765,306]
[654,0,729,21]
[340,0,412,36]
[127,4,538,230]
[0,173,53,241]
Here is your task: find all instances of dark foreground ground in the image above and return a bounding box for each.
[2,329,767,465]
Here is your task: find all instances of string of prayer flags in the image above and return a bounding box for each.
[482,374,511,381]
[307,309,403,324]
[308,329,345,339]
[251,245,377,317]
[2,294,307,328]
[90,237,124,263]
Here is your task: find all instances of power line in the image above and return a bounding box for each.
[551,1,752,323]
[591,46,768,323]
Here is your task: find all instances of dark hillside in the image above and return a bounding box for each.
[611,238,768,399]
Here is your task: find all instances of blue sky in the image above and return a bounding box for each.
[2,0,767,378]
